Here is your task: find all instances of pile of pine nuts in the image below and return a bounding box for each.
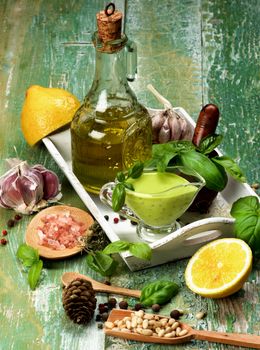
[104,310,188,338]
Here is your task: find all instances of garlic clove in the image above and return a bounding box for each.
[168,114,182,140]
[158,118,171,143]
[33,165,61,200]
[151,113,167,143]
[0,172,25,208]
[17,163,44,206]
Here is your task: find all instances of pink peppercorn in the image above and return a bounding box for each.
[2,230,8,236]
[113,217,119,224]
[1,238,7,245]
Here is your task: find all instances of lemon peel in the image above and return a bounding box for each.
[21,85,80,146]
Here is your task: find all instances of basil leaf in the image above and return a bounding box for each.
[197,134,223,155]
[112,183,126,212]
[116,171,125,182]
[212,156,246,183]
[231,196,260,252]
[17,244,39,267]
[128,161,144,179]
[86,251,118,276]
[140,280,179,306]
[124,182,134,191]
[231,196,259,218]
[149,141,195,172]
[103,241,130,255]
[168,140,195,153]
[28,260,43,290]
[129,242,152,261]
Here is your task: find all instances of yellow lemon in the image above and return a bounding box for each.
[185,238,252,298]
[21,85,80,146]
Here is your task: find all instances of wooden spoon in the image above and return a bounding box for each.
[62,273,260,348]
[61,272,141,298]
[105,309,260,349]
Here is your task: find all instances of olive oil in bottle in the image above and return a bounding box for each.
[71,4,152,194]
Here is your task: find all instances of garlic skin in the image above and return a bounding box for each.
[0,160,62,214]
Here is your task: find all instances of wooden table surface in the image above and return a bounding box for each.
[0,1,259,349]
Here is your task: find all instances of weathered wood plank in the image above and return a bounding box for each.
[0,0,259,350]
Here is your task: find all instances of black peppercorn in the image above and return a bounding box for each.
[170,309,182,319]
[108,297,117,309]
[97,323,103,329]
[7,219,15,228]
[152,304,161,312]
[134,303,144,311]
[101,312,109,322]
[104,215,109,221]
[130,220,137,226]
[119,300,128,309]
[95,314,101,322]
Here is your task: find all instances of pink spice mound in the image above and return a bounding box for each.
[37,211,86,250]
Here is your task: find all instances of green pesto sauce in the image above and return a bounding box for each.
[126,172,198,227]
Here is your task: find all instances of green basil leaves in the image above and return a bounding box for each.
[86,240,152,277]
[140,280,179,306]
[231,196,260,255]
[112,161,144,212]
[16,243,43,290]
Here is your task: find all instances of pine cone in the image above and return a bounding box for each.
[62,278,97,325]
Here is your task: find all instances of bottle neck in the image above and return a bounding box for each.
[85,33,137,110]
[92,48,128,92]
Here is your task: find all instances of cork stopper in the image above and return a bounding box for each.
[96,3,123,51]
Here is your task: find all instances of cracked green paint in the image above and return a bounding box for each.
[0,0,259,349]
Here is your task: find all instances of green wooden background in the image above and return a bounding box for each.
[0,0,259,349]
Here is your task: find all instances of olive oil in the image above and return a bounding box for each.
[70,6,152,194]
[71,105,152,194]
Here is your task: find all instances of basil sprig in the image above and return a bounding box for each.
[112,161,144,212]
[231,196,260,255]
[146,135,245,188]
[86,240,152,276]
[140,280,179,306]
[16,244,43,290]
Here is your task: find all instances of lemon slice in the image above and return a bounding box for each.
[185,238,252,298]
[21,85,80,146]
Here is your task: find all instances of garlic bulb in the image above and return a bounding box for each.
[147,84,193,143]
[0,159,62,214]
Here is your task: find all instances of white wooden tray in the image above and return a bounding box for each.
[43,107,257,271]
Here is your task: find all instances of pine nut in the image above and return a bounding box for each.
[165,326,172,334]
[168,318,175,326]
[140,329,153,336]
[126,320,131,329]
[137,317,143,325]
[158,329,165,337]
[144,313,154,320]
[178,329,188,337]
[171,321,179,330]
[164,331,176,338]
[135,310,144,318]
[196,311,206,320]
[104,321,114,329]
[175,326,182,336]
[142,319,149,329]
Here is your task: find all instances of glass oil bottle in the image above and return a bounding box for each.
[71,3,152,194]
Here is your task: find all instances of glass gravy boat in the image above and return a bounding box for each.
[100,166,205,242]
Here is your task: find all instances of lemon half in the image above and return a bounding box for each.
[21,85,80,146]
[185,238,252,298]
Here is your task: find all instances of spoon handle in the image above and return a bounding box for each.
[194,329,260,349]
[94,284,141,298]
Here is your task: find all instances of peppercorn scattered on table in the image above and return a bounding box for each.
[0,1,259,350]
